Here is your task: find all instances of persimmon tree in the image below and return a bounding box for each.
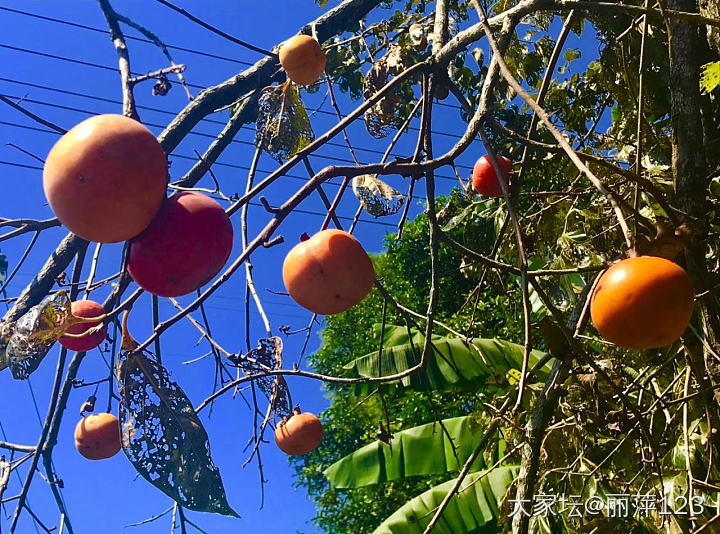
[1,0,720,532]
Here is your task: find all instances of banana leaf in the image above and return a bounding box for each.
[325,415,502,489]
[372,465,519,534]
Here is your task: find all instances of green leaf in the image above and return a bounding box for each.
[700,61,720,95]
[372,465,519,534]
[564,48,581,62]
[343,325,551,394]
[324,415,494,488]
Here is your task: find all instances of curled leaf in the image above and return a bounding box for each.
[255,82,314,162]
[364,45,411,139]
[4,291,72,379]
[117,347,236,516]
[352,175,405,217]
[230,337,291,416]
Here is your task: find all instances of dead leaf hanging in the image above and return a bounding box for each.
[255,82,314,162]
[116,322,237,517]
[230,337,291,417]
[364,45,410,139]
[3,291,72,379]
[352,175,405,217]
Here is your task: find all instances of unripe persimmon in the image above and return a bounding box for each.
[279,34,326,86]
[74,413,122,460]
[590,256,695,349]
[59,300,107,352]
[274,411,322,456]
[471,155,513,198]
[128,192,233,297]
[43,114,168,243]
[282,229,375,315]
[409,23,428,52]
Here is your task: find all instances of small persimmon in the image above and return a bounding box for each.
[471,155,513,198]
[282,229,375,315]
[274,410,322,456]
[43,114,168,243]
[279,34,326,86]
[59,300,107,352]
[590,256,695,349]
[74,413,122,460]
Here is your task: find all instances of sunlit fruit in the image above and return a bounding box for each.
[409,23,427,51]
[471,155,513,198]
[74,413,122,460]
[274,411,322,455]
[59,300,107,352]
[128,192,233,297]
[282,229,375,315]
[43,114,168,243]
[279,34,327,86]
[590,256,695,349]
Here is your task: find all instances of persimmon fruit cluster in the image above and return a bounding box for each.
[74,413,122,460]
[282,229,375,315]
[590,256,695,349]
[279,34,326,86]
[274,410,322,456]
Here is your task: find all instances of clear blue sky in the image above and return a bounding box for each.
[0,2,595,532]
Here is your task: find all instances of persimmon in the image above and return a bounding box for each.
[282,229,375,315]
[409,23,427,51]
[43,114,168,243]
[128,192,233,297]
[590,256,695,349]
[274,410,322,456]
[279,34,326,86]
[59,300,107,352]
[74,413,122,460]
[471,155,513,198]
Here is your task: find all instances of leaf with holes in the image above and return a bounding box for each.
[116,349,237,517]
[0,249,7,287]
[352,175,405,217]
[2,291,72,379]
[230,337,291,416]
[255,82,314,162]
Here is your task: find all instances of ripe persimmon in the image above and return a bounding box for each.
[471,155,513,198]
[590,256,695,349]
[274,410,322,456]
[127,192,233,297]
[59,300,107,352]
[279,34,326,86]
[43,114,168,243]
[282,229,375,315]
[74,413,122,460]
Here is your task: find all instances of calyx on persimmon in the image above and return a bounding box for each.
[43,114,168,243]
[74,413,122,460]
[279,34,327,86]
[59,300,107,352]
[127,192,233,297]
[282,229,375,315]
[590,256,695,349]
[274,408,322,456]
[471,155,513,198]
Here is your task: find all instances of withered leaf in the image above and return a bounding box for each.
[255,82,314,162]
[352,175,405,217]
[364,45,411,139]
[116,349,237,517]
[230,337,291,416]
[3,291,72,379]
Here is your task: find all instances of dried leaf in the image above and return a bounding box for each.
[4,291,72,379]
[255,82,314,162]
[116,349,237,517]
[231,337,291,416]
[364,45,410,139]
[352,175,405,217]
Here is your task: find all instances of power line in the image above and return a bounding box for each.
[0,77,472,171]
[0,43,467,140]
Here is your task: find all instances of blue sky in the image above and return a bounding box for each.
[0,1,597,533]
